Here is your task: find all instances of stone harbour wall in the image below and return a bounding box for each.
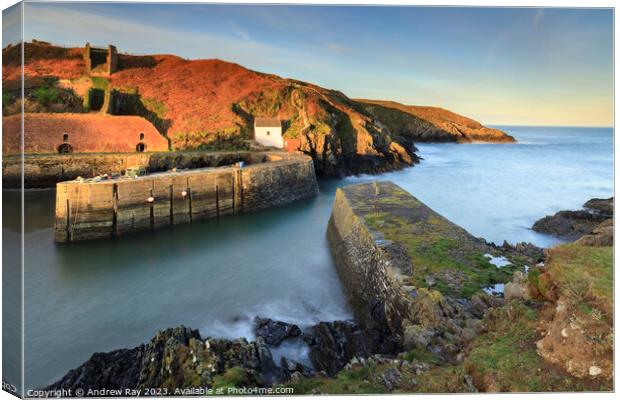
[3,151,299,188]
[326,181,515,354]
[54,153,318,242]
[326,182,415,349]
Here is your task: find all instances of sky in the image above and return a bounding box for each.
[3,2,614,127]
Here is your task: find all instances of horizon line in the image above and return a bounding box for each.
[490,123,614,129]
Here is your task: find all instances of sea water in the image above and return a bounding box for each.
[3,126,612,389]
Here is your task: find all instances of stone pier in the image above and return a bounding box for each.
[54,153,318,242]
[326,181,517,351]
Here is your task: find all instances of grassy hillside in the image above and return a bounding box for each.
[3,41,513,176]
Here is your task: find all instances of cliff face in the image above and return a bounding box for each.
[357,100,515,143]
[3,41,510,177]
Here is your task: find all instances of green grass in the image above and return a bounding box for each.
[90,76,110,90]
[285,363,388,395]
[32,84,59,106]
[462,302,602,392]
[2,90,13,105]
[359,189,516,298]
[212,367,248,389]
[545,243,613,316]
[399,365,468,393]
[142,97,167,119]
[401,348,439,364]
[464,303,547,391]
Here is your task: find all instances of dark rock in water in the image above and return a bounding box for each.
[532,210,606,240]
[583,197,613,216]
[253,317,302,346]
[46,326,283,393]
[303,320,375,376]
[532,198,613,240]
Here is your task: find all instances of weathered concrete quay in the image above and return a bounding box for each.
[326,181,519,352]
[54,152,318,242]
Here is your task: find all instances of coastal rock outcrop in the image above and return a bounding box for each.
[302,320,375,377]
[253,317,301,347]
[583,197,614,216]
[532,197,613,240]
[575,219,613,247]
[356,99,516,143]
[46,326,282,393]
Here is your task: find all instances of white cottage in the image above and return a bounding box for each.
[254,117,283,148]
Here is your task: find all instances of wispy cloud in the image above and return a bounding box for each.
[485,31,505,64]
[533,9,544,29]
[326,42,350,55]
[23,3,326,77]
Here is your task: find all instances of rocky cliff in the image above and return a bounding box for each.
[4,41,511,177]
[357,100,515,143]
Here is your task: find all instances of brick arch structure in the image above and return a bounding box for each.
[2,113,169,155]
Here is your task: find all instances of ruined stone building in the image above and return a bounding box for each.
[84,43,117,76]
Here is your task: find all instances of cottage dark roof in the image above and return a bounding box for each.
[254,117,281,128]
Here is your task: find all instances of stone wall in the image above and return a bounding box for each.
[326,181,513,353]
[84,43,117,76]
[54,153,318,242]
[3,150,303,188]
[2,113,168,155]
[326,182,415,348]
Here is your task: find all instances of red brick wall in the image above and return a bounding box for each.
[2,113,169,155]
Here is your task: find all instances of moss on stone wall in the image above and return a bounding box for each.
[344,181,518,298]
